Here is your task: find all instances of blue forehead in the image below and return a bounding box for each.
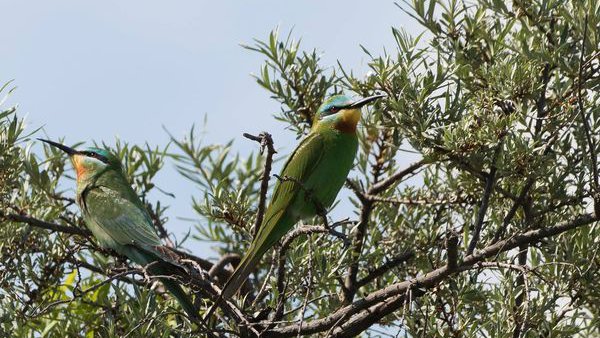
[319,95,353,112]
[85,147,111,158]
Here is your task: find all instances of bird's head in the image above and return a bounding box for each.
[313,94,385,133]
[38,139,121,180]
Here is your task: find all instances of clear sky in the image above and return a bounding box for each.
[2,1,421,257]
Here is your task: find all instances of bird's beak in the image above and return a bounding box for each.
[38,138,78,156]
[346,94,386,109]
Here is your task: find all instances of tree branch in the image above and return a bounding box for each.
[208,253,240,280]
[266,213,597,337]
[243,132,277,237]
[512,245,529,338]
[146,202,175,248]
[467,162,497,255]
[356,251,414,288]
[576,15,599,216]
[369,195,472,206]
[275,224,347,321]
[368,160,426,195]
[3,212,91,237]
[342,199,372,305]
[342,159,427,304]
[446,231,459,271]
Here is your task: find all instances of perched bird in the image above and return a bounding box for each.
[212,94,384,312]
[38,139,197,319]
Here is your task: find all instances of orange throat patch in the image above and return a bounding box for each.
[334,108,361,133]
[72,155,87,181]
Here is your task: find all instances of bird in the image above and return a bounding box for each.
[210,93,384,315]
[38,139,198,319]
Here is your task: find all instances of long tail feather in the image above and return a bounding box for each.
[205,208,295,319]
[222,250,264,300]
[126,246,198,319]
[160,276,199,319]
[204,247,264,319]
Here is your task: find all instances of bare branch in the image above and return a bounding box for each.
[266,213,597,337]
[368,160,427,195]
[342,198,372,305]
[492,178,535,242]
[345,178,368,203]
[512,246,530,338]
[168,247,215,272]
[467,163,497,255]
[576,15,600,216]
[275,224,347,321]
[244,132,277,237]
[356,251,414,288]
[341,159,427,305]
[369,195,472,206]
[146,202,175,248]
[446,231,459,271]
[208,253,240,280]
[3,212,91,237]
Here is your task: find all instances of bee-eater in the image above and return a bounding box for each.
[214,94,384,309]
[38,139,197,319]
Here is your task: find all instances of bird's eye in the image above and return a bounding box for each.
[84,151,108,163]
[329,106,340,114]
[84,151,100,160]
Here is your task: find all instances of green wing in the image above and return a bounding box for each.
[83,187,199,318]
[84,186,162,251]
[218,132,327,300]
[255,131,326,242]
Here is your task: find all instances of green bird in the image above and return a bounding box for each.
[39,139,198,319]
[214,93,384,308]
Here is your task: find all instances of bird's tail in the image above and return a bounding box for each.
[127,246,198,319]
[222,249,265,300]
[204,247,264,319]
[159,276,199,320]
[205,211,295,319]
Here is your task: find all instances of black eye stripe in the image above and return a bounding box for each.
[83,151,108,163]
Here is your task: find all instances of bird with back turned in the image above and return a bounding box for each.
[39,139,198,319]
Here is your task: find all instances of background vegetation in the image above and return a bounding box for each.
[1,0,599,336]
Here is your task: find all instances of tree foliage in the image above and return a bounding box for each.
[1,0,599,337]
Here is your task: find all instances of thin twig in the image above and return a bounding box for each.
[446,231,459,270]
[368,160,427,195]
[297,238,314,337]
[243,132,277,238]
[274,224,347,321]
[208,253,241,280]
[146,203,175,248]
[576,15,599,216]
[345,178,368,203]
[252,250,277,307]
[369,195,472,206]
[356,251,415,288]
[342,198,372,305]
[512,246,530,338]
[3,212,91,237]
[467,162,498,255]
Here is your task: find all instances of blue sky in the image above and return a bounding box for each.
[2,1,421,257]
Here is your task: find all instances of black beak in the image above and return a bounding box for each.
[346,94,386,109]
[38,138,78,156]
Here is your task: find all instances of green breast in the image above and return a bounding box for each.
[291,130,358,219]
